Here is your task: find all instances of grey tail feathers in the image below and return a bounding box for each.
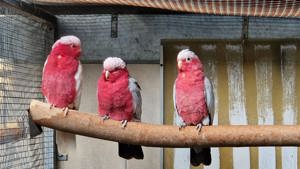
[190,147,211,166]
[118,143,144,160]
[190,113,213,166]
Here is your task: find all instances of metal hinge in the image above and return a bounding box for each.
[111,14,118,38]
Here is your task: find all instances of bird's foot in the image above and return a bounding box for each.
[62,107,69,117]
[195,123,203,133]
[101,115,110,122]
[49,104,54,109]
[121,120,128,128]
[177,122,187,131]
[131,118,140,122]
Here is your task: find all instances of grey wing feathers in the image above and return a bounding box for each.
[42,57,48,75]
[42,58,48,102]
[173,83,185,125]
[173,83,178,115]
[74,62,82,110]
[129,77,142,121]
[204,77,215,124]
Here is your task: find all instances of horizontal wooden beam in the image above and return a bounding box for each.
[29,99,300,147]
[0,122,23,144]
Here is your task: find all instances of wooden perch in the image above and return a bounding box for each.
[29,99,300,147]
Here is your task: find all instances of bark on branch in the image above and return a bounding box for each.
[29,99,300,147]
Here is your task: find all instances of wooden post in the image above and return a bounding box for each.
[29,99,300,147]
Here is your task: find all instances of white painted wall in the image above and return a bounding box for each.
[202,44,220,169]
[226,45,250,169]
[255,45,276,169]
[281,45,297,169]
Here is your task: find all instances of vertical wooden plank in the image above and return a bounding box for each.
[243,43,258,169]
[216,43,232,169]
[163,43,177,169]
[200,44,220,169]
[254,44,276,169]
[160,45,164,169]
[226,44,250,169]
[296,43,300,169]
[280,45,297,169]
[272,44,283,169]
[174,149,190,169]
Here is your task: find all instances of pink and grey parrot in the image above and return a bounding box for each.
[97,57,144,160]
[42,35,82,113]
[174,49,214,166]
[41,35,82,153]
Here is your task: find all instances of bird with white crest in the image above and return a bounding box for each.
[174,49,214,166]
[97,57,144,160]
[41,35,82,156]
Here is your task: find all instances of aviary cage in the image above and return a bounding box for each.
[1,1,300,169]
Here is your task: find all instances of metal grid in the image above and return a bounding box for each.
[0,5,55,169]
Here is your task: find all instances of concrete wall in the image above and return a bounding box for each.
[58,64,162,169]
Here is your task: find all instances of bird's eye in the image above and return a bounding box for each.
[186,57,191,62]
[70,44,75,48]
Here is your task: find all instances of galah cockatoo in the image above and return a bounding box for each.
[97,57,144,160]
[42,35,82,113]
[41,35,82,154]
[173,49,214,166]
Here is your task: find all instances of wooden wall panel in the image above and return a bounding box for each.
[163,40,300,169]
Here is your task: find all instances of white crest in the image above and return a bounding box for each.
[177,49,198,60]
[52,35,81,49]
[103,57,126,71]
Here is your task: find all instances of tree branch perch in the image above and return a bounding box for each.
[29,99,300,147]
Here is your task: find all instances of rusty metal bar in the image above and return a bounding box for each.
[29,99,300,147]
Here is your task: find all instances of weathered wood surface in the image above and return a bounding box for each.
[29,99,300,147]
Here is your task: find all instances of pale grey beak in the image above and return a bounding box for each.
[105,70,110,80]
[178,60,182,69]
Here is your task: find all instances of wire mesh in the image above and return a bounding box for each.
[0,5,54,169]
[57,14,300,64]
[25,0,300,18]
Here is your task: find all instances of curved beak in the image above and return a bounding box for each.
[105,70,110,80]
[178,60,182,69]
